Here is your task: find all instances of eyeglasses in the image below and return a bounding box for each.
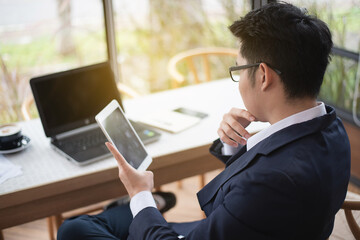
[229,63,282,82]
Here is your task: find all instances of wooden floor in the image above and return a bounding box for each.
[3,170,360,240]
[2,170,221,240]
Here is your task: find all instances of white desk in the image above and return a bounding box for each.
[0,79,269,229]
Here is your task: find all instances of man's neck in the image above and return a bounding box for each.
[268,98,317,124]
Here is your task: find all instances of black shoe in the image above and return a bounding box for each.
[103,195,130,210]
[103,191,176,213]
[153,191,176,214]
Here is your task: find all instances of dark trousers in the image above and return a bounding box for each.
[57,203,133,240]
[57,203,201,240]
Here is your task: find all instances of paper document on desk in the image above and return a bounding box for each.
[0,155,22,184]
[138,110,202,133]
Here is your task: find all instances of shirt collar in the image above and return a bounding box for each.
[246,102,327,151]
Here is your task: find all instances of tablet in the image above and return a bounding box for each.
[95,100,152,171]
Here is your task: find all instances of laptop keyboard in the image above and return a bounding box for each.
[53,120,160,158]
[56,127,107,154]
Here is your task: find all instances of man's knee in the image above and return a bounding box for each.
[57,216,94,240]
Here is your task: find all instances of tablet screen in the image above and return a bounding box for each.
[102,108,147,169]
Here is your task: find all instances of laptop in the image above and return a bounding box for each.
[30,62,161,165]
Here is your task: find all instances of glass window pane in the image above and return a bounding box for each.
[285,0,360,52]
[0,0,107,123]
[285,0,360,122]
[113,0,250,94]
[321,54,359,116]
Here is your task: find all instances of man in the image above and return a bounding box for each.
[58,2,350,239]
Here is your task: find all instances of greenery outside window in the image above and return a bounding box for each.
[0,0,107,123]
[284,0,360,126]
[112,0,251,94]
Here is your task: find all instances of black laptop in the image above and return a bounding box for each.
[30,62,161,165]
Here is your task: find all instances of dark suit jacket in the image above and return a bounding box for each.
[128,106,350,240]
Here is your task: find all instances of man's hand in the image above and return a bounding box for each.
[106,142,154,198]
[217,108,256,147]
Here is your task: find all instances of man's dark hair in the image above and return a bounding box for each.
[229,2,333,98]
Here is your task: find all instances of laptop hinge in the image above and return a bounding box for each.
[53,123,99,141]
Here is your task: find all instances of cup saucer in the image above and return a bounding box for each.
[0,135,31,154]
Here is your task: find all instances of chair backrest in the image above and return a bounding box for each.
[331,191,360,240]
[167,47,238,88]
[341,192,360,239]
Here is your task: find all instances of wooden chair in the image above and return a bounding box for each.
[342,198,360,239]
[167,47,238,88]
[167,47,238,188]
[331,191,360,239]
[21,82,140,240]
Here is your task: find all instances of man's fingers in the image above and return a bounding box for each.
[218,129,238,147]
[218,127,247,146]
[144,171,154,180]
[217,108,257,145]
[105,142,154,198]
[220,122,245,143]
[228,120,251,139]
[105,142,130,169]
[230,108,256,122]
[222,114,251,139]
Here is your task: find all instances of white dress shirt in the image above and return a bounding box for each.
[130,191,157,217]
[222,102,326,154]
[130,102,327,218]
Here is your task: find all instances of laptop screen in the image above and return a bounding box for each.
[30,62,123,137]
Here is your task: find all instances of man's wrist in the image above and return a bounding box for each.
[130,191,157,218]
[221,139,244,155]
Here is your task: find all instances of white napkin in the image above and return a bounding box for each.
[0,155,22,184]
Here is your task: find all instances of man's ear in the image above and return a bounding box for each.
[258,63,274,92]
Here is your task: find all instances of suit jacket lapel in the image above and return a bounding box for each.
[197,144,260,210]
[225,144,247,167]
[197,107,336,210]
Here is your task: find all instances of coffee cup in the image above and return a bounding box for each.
[0,124,24,150]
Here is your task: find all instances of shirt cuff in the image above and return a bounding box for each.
[130,191,157,218]
[220,139,244,156]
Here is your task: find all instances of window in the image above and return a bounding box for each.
[286,0,359,52]
[0,0,107,123]
[285,0,360,125]
[112,0,251,94]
